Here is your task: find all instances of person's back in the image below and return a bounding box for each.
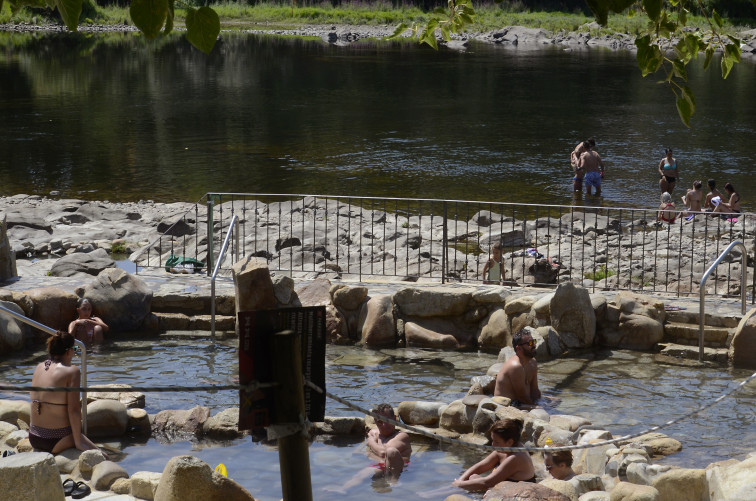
[685,183,703,212]
[30,360,76,430]
[705,180,722,210]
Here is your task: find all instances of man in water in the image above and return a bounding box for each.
[494,330,541,409]
[324,403,411,493]
[578,141,605,196]
[570,137,595,193]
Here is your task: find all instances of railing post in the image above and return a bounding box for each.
[442,201,448,284]
[206,196,214,276]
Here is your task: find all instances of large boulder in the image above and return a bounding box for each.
[359,294,395,346]
[25,287,78,337]
[439,400,476,433]
[484,481,571,500]
[203,408,243,439]
[0,400,31,426]
[131,471,162,501]
[405,320,459,349]
[0,215,17,281]
[85,399,129,438]
[153,406,211,439]
[0,300,28,353]
[478,307,510,351]
[76,268,153,332]
[730,307,756,368]
[154,455,255,501]
[91,460,129,490]
[296,278,332,307]
[609,481,659,500]
[232,256,276,313]
[651,468,706,501]
[550,283,595,347]
[397,401,445,427]
[0,452,65,501]
[706,455,756,501]
[332,286,368,310]
[50,248,115,278]
[393,286,473,317]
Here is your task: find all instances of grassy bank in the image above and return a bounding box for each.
[1,1,750,35]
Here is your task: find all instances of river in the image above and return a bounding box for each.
[0,31,755,209]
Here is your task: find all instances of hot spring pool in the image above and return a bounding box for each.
[1,335,754,500]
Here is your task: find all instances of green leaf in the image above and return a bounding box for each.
[55,0,82,31]
[703,46,714,70]
[441,25,450,42]
[643,0,662,21]
[185,6,220,54]
[164,0,174,34]
[672,58,687,80]
[681,85,696,112]
[635,35,662,76]
[712,9,723,28]
[721,52,734,79]
[678,6,687,26]
[387,23,408,40]
[130,0,168,40]
[676,94,693,127]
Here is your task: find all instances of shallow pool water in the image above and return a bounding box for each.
[1,336,754,500]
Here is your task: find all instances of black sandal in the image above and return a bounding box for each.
[63,478,76,496]
[71,481,91,499]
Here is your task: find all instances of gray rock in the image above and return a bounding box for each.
[154,455,255,501]
[92,460,129,490]
[86,399,129,438]
[50,248,115,277]
[75,268,153,332]
[0,452,64,501]
[203,408,243,439]
[131,471,162,500]
[0,301,28,353]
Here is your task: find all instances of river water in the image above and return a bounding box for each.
[0,31,755,209]
[1,337,754,500]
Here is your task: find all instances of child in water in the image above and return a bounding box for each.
[482,242,505,285]
[68,298,108,346]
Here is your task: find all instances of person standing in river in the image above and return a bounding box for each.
[658,148,679,194]
[570,138,595,193]
[578,141,605,196]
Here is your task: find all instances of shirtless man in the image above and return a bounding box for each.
[325,403,411,493]
[494,330,541,409]
[578,143,605,196]
[570,138,594,193]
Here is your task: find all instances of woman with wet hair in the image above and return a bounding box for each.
[29,331,102,455]
[68,298,108,346]
[452,418,536,491]
[658,148,679,194]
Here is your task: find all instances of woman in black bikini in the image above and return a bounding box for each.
[29,331,101,455]
[452,418,536,491]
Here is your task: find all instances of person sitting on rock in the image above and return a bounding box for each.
[68,298,108,346]
[29,331,104,456]
[544,448,576,481]
[452,418,536,491]
[494,330,541,409]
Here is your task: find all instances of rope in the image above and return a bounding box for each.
[305,369,756,453]
[2,369,754,455]
[0,381,277,393]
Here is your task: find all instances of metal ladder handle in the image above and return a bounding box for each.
[699,240,747,362]
[0,304,88,433]
[211,214,239,339]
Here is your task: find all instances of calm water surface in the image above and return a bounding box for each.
[1,32,755,209]
[1,338,754,500]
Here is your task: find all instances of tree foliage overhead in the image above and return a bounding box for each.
[1,0,220,53]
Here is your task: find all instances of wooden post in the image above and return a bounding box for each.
[273,330,313,501]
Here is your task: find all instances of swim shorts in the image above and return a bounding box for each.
[584,171,601,188]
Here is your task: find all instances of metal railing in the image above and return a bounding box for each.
[0,304,88,432]
[132,193,755,299]
[699,241,748,362]
[211,214,239,338]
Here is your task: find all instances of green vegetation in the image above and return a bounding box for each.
[110,241,127,254]
[584,265,616,281]
[450,239,483,256]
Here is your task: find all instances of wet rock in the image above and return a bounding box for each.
[405,321,459,349]
[127,408,151,436]
[92,460,129,490]
[332,285,368,310]
[439,399,475,433]
[0,300,27,353]
[26,286,78,338]
[730,307,756,369]
[203,408,243,439]
[478,307,510,351]
[153,406,210,439]
[75,268,153,332]
[154,455,255,501]
[484,481,571,500]
[397,401,445,426]
[310,416,365,435]
[86,399,129,438]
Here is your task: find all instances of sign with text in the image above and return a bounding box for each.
[238,306,327,431]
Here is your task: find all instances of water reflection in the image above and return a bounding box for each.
[1,33,754,209]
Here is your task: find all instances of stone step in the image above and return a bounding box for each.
[663,321,731,347]
[665,308,741,328]
[658,343,730,364]
[154,312,235,332]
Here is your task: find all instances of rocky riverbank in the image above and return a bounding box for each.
[2,20,756,55]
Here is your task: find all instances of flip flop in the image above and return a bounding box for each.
[1,450,16,458]
[71,481,91,499]
[63,478,76,496]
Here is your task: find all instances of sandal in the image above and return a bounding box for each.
[63,478,76,496]
[71,481,91,499]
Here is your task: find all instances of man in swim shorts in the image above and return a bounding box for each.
[570,138,595,193]
[578,142,605,196]
[494,330,541,409]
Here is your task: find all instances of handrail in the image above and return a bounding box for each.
[211,214,239,338]
[0,304,88,433]
[699,240,747,362]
